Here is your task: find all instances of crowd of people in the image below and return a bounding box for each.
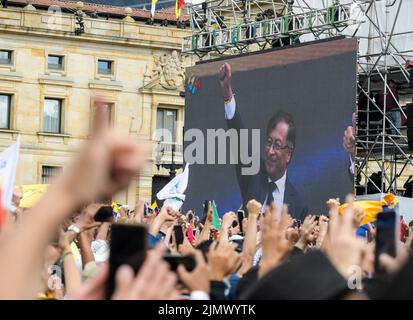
[0,103,413,301]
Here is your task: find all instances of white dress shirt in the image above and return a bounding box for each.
[224,95,236,120]
[263,172,286,218]
[225,96,287,217]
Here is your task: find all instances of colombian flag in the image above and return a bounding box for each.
[112,201,120,217]
[175,0,185,19]
[149,201,158,210]
[149,201,159,215]
[339,193,399,237]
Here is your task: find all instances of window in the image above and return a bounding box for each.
[0,50,12,65]
[48,55,64,71]
[156,108,177,142]
[41,166,62,184]
[0,94,11,129]
[97,59,113,75]
[43,98,62,133]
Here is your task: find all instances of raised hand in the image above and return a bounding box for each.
[323,205,365,279]
[207,201,214,223]
[208,241,242,281]
[177,250,210,293]
[343,113,356,157]
[75,204,103,232]
[296,214,318,250]
[70,244,179,300]
[219,211,237,242]
[218,63,233,101]
[132,200,146,224]
[221,211,237,230]
[259,204,293,278]
[316,215,329,248]
[246,199,262,219]
[379,241,410,275]
[112,244,179,300]
[326,198,340,212]
[149,206,176,237]
[352,205,365,230]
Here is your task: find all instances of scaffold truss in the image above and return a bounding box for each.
[182,0,362,56]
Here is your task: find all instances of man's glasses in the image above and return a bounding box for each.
[265,137,292,151]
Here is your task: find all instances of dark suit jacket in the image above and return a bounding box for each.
[227,109,308,221]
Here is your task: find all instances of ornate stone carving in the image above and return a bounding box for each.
[123,7,135,22]
[151,50,186,90]
[24,0,36,11]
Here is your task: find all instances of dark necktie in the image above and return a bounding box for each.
[267,181,277,206]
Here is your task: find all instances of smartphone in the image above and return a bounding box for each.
[95,206,114,222]
[375,211,399,273]
[144,202,149,217]
[237,210,245,235]
[106,223,147,299]
[163,253,196,272]
[188,212,194,223]
[203,200,210,219]
[174,225,184,245]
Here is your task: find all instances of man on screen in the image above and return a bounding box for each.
[219,62,308,220]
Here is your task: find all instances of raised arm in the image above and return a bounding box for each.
[58,229,82,297]
[0,127,149,299]
[237,200,261,276]
[219,63,234,103]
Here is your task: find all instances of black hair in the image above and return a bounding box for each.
[266,110,296,149]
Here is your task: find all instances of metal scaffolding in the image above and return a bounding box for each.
[183,0,413,196]
[182,0,361,57]
[351,0,413,196]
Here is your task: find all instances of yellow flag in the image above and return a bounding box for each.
[19,184,49,208]
[149,201,158,210]
[112,201,120,215]
[339,193,399,226]
[151,0,158,16]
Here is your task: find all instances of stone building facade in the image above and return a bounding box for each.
[0,1,191,206]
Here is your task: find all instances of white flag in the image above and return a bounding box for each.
[150,0,157,17]
[157,163,189,211]
[0,136,21,211]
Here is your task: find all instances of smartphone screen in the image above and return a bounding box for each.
[106,224,147,299]
[95,206,114,222]
[174,225,184,245]
[375,211,398,273]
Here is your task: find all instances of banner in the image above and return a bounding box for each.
[19,184,49,208]
[0,136,21,211]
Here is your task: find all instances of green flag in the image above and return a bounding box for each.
[211,200,221,231]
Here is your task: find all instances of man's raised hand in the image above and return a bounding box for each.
[219,63,233,101]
